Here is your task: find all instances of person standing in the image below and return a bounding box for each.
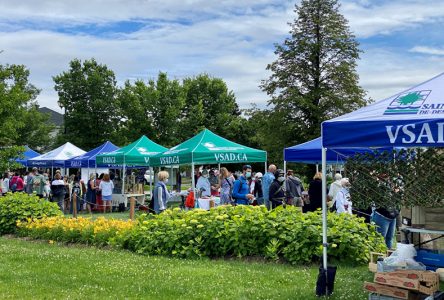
[269,169,286,209]
[327,173,342,210]
[196,169,211,198]
[262,164,277,210]
[25,169,36,194]
[70,176,83,214]
[219,167,234,205]
[99,173,114,213]
[1,172,10,195]
[335,178,352,214]
[232,165,254,205]
[306,172,325,212]
[51,173,66,211]
[153,171,171,214]
[285,170,304,207]
[85,173,97,214]
[253,172,263,205]
[31,170,46,198]
[209,169,219,196]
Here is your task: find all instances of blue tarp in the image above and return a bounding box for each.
[284,137,394,164]
[16,146,40,166]
[64,141,119,168]
[322,72,444,148]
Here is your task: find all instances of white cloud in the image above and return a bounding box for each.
[409,46,444,56]
[1,0,444,114]
[341,0,444,38]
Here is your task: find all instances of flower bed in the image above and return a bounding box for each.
[18,216,133,246]
[17,205,386,264]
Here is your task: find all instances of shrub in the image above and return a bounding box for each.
[0,192,62,234]
[125,206,386,264]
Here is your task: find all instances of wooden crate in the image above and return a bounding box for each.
[364,282,410,300]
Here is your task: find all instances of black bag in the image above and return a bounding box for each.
[316,266,337,296]
[118,203,125,212]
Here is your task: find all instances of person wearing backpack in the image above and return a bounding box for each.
[219,167,234,205]
[232,165,254,205]
[269,169,287,209]
[285,169,304,207]
[31,169,46,198]
[25,169,36,194]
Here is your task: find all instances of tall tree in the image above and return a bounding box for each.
[0,64,43,170]
[260,0,369,161]
[53,58,119,149]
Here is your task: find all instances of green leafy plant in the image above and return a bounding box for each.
[0,192,62,234]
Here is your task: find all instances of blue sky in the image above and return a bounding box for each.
[1,0,444,111]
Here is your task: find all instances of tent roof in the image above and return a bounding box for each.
[149,129,267,166]
[65,141,119,168]
[95,135,167,166]
[16,146,40,166]
[285,137,395,164]
[28,142,86,167]
[322,72,444,148]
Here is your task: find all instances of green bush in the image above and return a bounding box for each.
[0,192,62,234]
[124,205,386,264]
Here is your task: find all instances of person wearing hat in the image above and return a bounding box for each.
[334,178,352,214]
[253,172,263,205]
[232,165,254,205]
[196,169,211,197]
[269,169,286,209]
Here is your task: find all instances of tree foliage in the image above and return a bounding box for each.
[118,72,244,148]
[255,0,369,163]
[0,64,52,171]
[53,58,120,149]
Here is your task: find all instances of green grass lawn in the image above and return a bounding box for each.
[0,236,373,299]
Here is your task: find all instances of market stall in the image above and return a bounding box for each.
[319,72,444,294]
[64,141,119,182]
[95,135,167,207]
[27,142,86,174]
[149,128,267,209]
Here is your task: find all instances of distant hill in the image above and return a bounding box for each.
[38,107,64,127]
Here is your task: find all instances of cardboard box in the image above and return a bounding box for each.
[374,272,439,295]
[364,282,410,300]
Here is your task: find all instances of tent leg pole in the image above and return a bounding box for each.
[170,166,173,191]
[218,163,220,170]
[321,148,328,271]
[316,164,319,173]
[149,167,153,197]
[264,162,267,173]
[191,163,196,208]
[284,161,287,175]
[122,165,126,195]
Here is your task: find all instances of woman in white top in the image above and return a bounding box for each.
[335,178,352,214]
[196,169,211,197]
[2,172,10,195]
[99,173,114,213]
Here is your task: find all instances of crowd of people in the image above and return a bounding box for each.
[0,168,114,214]
[152,163,353,217]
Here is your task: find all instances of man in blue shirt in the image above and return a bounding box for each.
[232,165,254,205]
[262,164,276,210]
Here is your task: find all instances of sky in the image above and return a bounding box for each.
[1,0,444,113]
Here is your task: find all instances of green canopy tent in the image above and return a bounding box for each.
[150,129,267,201]
[96,135,168,194]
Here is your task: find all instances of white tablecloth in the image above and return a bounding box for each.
[197,197,220,210]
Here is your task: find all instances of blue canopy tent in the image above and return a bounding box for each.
[318,73,444,282]
[64,141,119,168]
[283,137,395,164]
[16,146,40,166]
